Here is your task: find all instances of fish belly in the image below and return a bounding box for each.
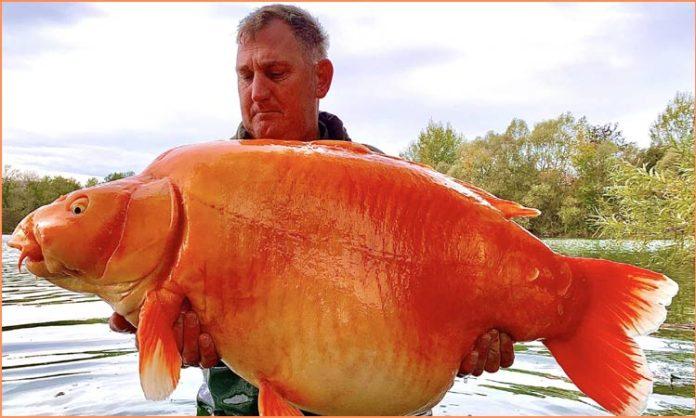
[210,281,458,415]
[159,144,581,414]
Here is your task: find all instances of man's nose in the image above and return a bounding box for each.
[250,75,271,102]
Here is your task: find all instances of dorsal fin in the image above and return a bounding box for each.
[453,179,540,219]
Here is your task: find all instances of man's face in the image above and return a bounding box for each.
[236,20,327,141]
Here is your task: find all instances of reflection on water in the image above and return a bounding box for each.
[2,236,694,415]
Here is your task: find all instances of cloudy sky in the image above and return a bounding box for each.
[2,2,694,183]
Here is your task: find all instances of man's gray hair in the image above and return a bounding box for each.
[237,4,329,61]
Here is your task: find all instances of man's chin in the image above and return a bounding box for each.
[250,120,298,141]
[253,128,284,140]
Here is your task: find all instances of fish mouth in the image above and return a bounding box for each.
[26,259,82,279]
[13,249,93,293]
[8,226,44,273]
[8,222,81,279]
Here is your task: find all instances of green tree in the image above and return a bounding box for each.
[633,92,694,171]
[525,112,579,173]
[596,92,694,263]
[400,120,464,173]
[649,92,694,147]
[504,118,530,140]
[104,171,135,182]
[85,177,100,187]
[569,122,638,236]
[441,114,626,237]
[2,167,82,234]
[3,166,36,233]
[518,113,583,236]
[449,125,532,205]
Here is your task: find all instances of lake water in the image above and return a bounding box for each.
[2,236,694,415]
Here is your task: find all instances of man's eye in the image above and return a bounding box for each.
[268,71,287,80]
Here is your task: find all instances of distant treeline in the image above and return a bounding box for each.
[401,92,693,261]
[2,170,134,234]
[3,93,693,262]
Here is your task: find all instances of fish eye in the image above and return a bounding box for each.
[69,197,89,215]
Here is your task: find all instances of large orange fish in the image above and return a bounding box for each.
[9,140,677,416]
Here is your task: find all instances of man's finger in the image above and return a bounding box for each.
[500,332,515,368]
[182,311,201,366]
[458,350,479,376]
[108,312,136,334]
[173,314,184,353]
[199,334,220,368]
[472,331,493,376]
[484,330,501,373]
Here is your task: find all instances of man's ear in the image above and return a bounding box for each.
[315,58,334,99]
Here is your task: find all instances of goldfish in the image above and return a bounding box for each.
[9,139,677,416]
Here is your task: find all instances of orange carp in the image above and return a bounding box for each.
[9,140,677,416]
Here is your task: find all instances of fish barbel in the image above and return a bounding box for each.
[9,140,678,415]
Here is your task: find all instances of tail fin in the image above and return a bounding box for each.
[544,257,678,415]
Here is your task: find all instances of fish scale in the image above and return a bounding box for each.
[160,144,548,412]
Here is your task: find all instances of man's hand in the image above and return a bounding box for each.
[108,299,220,369]
[108,311,137,334]
[457,329,515,377]
[173,299,220,368]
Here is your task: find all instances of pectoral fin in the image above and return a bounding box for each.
[138,289,183,400]
[258,380,303,416]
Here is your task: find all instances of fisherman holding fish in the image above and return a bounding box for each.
[108,4,515,415]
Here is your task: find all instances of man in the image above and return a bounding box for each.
[110,4,515,415]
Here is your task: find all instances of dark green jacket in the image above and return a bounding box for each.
[197,111,382,416]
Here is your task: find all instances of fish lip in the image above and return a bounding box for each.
[9,226,45,272]
[19,251,45,273]
[25,258,81,280]
[7,237,22,251]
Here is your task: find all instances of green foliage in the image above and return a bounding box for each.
[104,171,135,182]
[402,92,693,241]
[400,120,464,173]
[2,166,82,234]
[448,118,535,206]
[649,92,694,148]
[596,92,694,264]
[85,177,100,187]
[2,168,135,234]
[447,113,628,236]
